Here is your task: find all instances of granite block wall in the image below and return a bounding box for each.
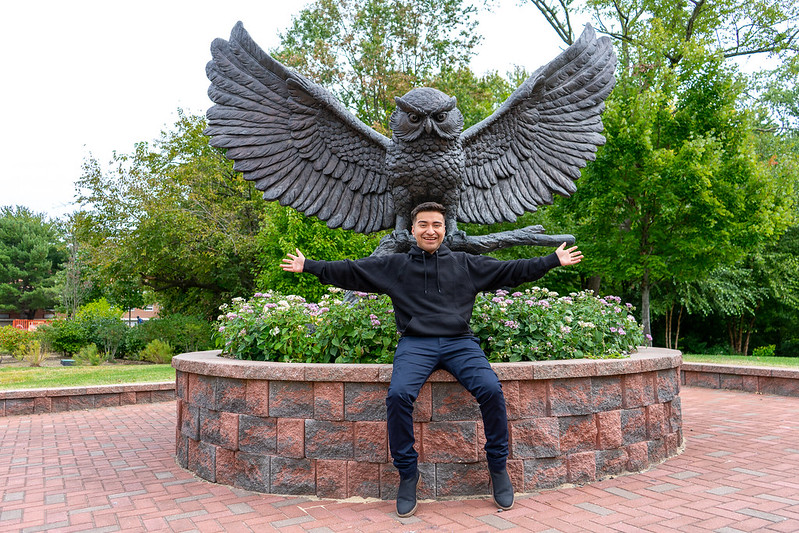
[173,348,684,499]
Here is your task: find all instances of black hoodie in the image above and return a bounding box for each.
[303,244,561,337]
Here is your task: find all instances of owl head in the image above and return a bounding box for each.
[390,87,464,142]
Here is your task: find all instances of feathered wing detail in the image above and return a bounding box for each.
[459,24,616,224]
[204,22,393,233]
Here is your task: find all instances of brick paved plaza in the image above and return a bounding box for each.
[1,386,798,532]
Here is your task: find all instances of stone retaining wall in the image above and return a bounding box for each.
[172,348,683,499]
[0,382,175,417]
[681,363,799,397]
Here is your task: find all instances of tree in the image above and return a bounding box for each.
[54,213,97,318]
[276,0,482,133]
[685,227,799,355]
[530,0,799,62]
[530,0,799,340]
[75,111,268,318]
[256,203,383,302]
[0,206,66,319]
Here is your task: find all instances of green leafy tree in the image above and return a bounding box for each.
[569,53,791,338]
[276,0,481,133]
[76,111,268,318]
[256,203,383,302]
[0,206,66,319]
[529,0,799,340]
[530,0,799,60]
[685,230,799,356]
[53,214,96,318]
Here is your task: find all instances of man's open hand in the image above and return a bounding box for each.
[281,249,306,273]
[555,242,583,266]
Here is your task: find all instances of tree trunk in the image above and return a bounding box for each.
[743,310,758,356]
[641,271,652,345]
[729,316,746,354]
[738,316,745,353]
[674,305,683,350]
[664,304,673,349]
[586,275,601,294]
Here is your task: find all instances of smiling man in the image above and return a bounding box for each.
[281,201,582,516]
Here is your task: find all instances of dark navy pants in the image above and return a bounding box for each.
[385,336,509,478]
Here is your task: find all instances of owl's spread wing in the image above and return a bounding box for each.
[204,22,394,233]
[458,24,616,224]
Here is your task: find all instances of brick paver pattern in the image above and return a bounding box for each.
[1,387,798,532]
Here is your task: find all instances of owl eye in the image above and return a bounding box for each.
[434,112,448,122]
[408,113,421,124]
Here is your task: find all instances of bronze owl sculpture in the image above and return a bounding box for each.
[204,22,616,241]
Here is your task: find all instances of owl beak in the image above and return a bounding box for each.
[424,117,432,134]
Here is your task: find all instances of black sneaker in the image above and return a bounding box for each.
[489,468,514,510]
[396,471,421,517]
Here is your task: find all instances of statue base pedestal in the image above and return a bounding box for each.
[172,348,683,499]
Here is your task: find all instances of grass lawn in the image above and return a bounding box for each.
[682,353,799,368]
[0,364,175,390]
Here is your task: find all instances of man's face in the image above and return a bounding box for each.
[411,211,446,253]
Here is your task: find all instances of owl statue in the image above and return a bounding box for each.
[204,22,616,243]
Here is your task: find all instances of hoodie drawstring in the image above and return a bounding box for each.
[435,252,441,293]
[423,253,428,294]
[421,251,442,294]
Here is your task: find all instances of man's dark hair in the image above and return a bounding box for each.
[411,202,446,224]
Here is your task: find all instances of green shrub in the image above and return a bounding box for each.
[22,338,49,366]
[215,288,646,363]
[76,343,108,366]
[139,339,174,364]
[39,319,90,356]
[126,314,214,356]
[87,318,128,359]
[752,344,776,358]
[0,327,31,356]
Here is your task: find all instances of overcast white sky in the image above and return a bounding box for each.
[0,1,572,220]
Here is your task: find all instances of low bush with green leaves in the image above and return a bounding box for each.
[752,344,776,358]
[39,319,90,357]
[778,339,799,357]
[0,326,32,356]
[5,330,50,366]
[139,339,175,364]
[126,314,215,355]
[216,288,647,363]
[76,343,108,366]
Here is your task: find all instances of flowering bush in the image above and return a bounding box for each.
[216,288,647,363]
[471,288,647,361]
[216,289,399,363]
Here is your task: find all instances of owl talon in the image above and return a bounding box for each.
[392,229,413,243]
[445,230,469,246]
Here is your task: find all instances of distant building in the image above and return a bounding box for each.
[1,304,161,329]
[122,304,161,327]
[0,309,56,330]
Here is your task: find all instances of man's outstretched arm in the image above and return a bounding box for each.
[281,249,306,273]
[280,249,389,294]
